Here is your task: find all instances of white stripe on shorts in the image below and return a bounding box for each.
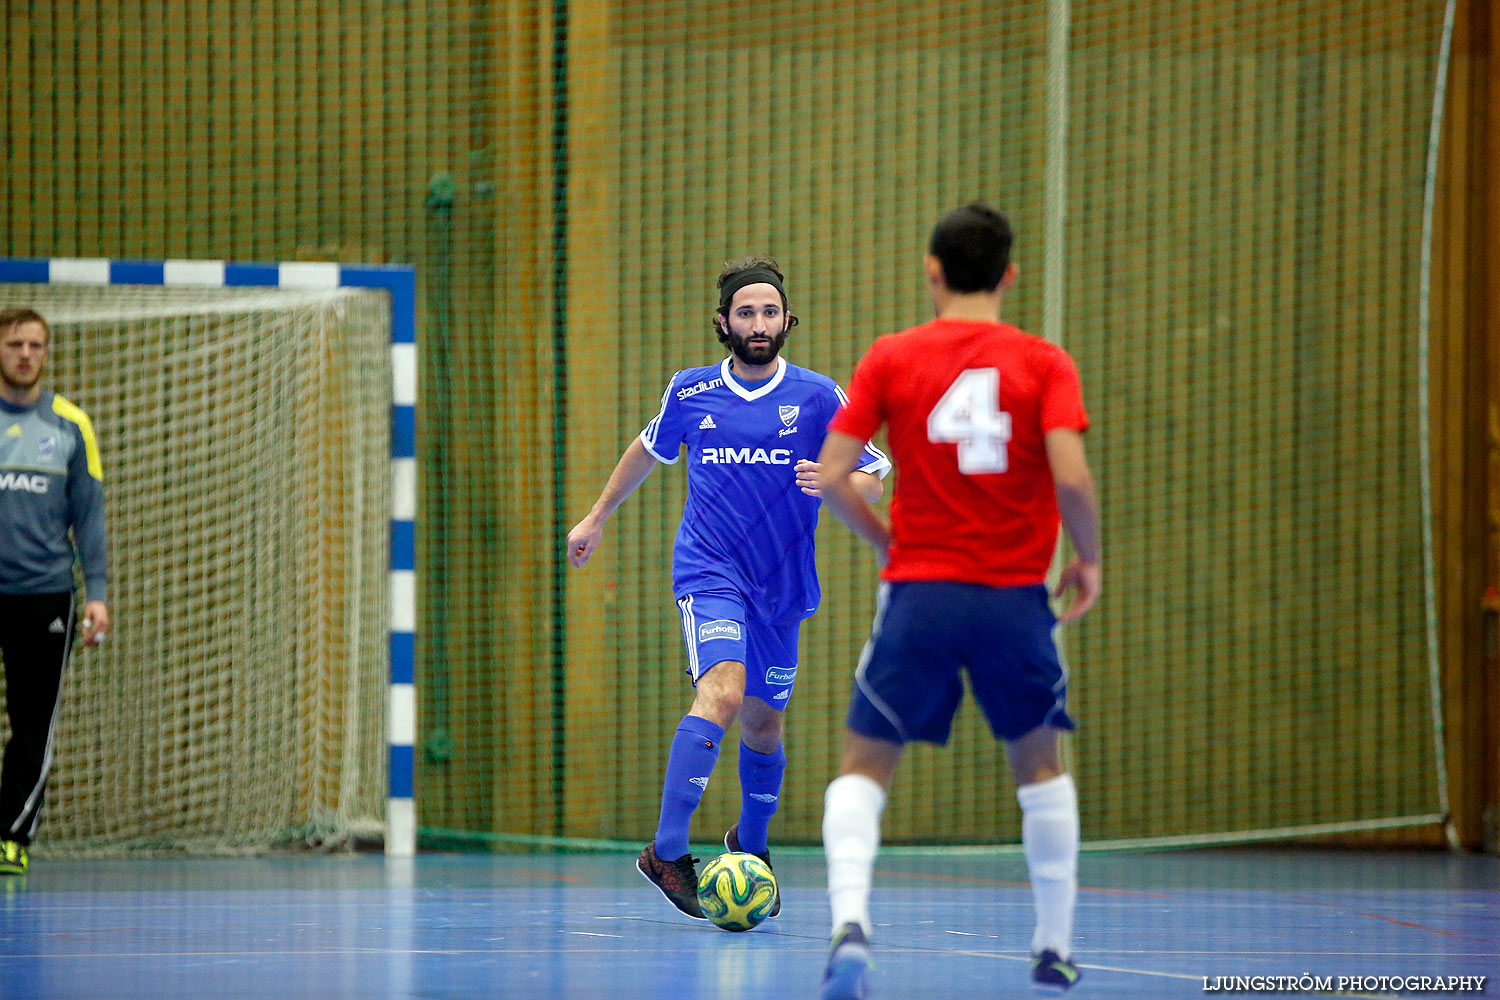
[1043,621,1070,729]
[677,594,700,681]
[853,582,910,741]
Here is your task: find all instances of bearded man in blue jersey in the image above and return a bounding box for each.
[567,257,889,920]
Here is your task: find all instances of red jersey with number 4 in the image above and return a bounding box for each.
[829,317,1089,587]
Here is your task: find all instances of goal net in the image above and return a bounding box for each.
[0,280,390,854]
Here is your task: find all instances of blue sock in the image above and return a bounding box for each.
[736,742,786,856]
[653,715,725,859]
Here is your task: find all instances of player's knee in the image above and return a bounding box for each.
[710,691,744,723]
[690,665,746,724]
[740,715,782,752]
[690,696,740,729]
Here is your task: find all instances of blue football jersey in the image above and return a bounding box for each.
[639,356,889,621]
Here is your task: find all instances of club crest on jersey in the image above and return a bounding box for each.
[765,666,797,686]
[36,434,55,460]
[698,620,742,643]
[778,405,799,428]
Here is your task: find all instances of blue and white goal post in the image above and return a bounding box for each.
[0,257,419,857]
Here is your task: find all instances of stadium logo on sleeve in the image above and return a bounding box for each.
[765,666,797,686]
[677,377,725,400]
[698,620,743,643]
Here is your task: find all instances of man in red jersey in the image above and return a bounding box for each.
[814,203,1100,1000]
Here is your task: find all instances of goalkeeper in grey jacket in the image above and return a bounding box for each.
[0,307,109,876]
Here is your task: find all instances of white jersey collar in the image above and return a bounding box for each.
[720,356,787,401]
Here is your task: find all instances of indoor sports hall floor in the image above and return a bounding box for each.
[1,847,1494,999]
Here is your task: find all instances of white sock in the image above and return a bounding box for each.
[1017,772,1079,959]
[823,773,886,937]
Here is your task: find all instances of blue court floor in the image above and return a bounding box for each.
[0,847,1494,999]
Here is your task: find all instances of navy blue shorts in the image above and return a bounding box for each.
[676,591,801,708]
[847,581,1075,745]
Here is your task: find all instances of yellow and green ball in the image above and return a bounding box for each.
[697,851,777,931]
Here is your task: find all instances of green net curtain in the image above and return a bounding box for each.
[0,0,1447,850]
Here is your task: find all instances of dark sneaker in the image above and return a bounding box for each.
[637,841,704,920]
[0,841,27,876]
[724,824,780,917]
[820,922,872,1000]
[1031,949,1081,995]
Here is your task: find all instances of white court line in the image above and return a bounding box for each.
[906,947,1403,998]
[0,946,776,959]
[908,945,1203,984]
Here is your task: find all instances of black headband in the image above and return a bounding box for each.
[718,267,786,310]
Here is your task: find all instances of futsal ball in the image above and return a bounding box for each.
[697,851,777,932]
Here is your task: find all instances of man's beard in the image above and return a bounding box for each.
[726,328,786,368]
[1,366,40,391]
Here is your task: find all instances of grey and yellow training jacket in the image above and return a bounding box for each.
[0,389,107,601]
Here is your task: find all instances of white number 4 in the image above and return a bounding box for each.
[927,368,1012,474]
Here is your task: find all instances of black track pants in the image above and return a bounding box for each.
[0,591,75,847]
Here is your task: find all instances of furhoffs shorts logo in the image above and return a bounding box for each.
[765,666,797,686]
[698,620,742,643]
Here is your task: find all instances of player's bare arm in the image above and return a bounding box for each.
[1044,428,1101,622]
[566,438,659,568]
[815,431,892,563]
[795,459,882,502]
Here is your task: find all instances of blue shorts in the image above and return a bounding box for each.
[676,591,801,709]
[847,581,1075,745]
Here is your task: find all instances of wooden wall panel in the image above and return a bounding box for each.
[50,2,77,254]
[1431,0,1472,852]
[141,3,168,253]
[1480,0,1500,854]
[561,0,619,837]
[71,4,100,255]
[94,5,122,254]
[1422,0,1499,853]
[1449,0,1499,850]
[7,3,36,248]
